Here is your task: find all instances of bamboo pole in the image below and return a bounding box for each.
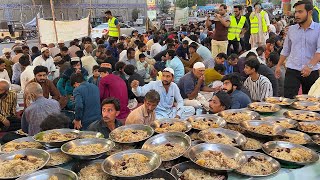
[50,0,59,43]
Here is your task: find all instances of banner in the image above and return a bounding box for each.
[174,7,189,27]
[147,10,157,21]
[38,16,89,44]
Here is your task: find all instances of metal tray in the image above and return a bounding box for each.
[150,118,192,133]
[78,131,104,139]
[297,121,320,134]
[240,120,285,138]
[33,129,78,148]
[264,97,295,106]
[291,101,320,111]
[198,128,247,147]
[273,129,312,145]
[16,168,78,180]
[261,117,298,129]
[0,136,43,153]
[186,114,226,130]
[248,102,281,113]
[283,110,320,121]
[109,124,154,144]
[295,95,319,102]
[45,148,72,167]
[218,109,260,124]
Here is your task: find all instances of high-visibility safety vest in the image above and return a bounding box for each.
[314,6,320,22]
[108,17,119,38]
[228,16,247,41]
[250,10,268,34]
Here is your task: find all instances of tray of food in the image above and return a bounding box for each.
[235,151,280,177]
[1,136,43,153]
[298,121,320,134]
[240,120,285,138]
[171,161,228,180]
[224,124,247,134]
[150,119,192,133]
[264,97,295,106]
[248,102,281,113]
[240,137,263,151]
[188,143,246,172]
[45,148,72,167]
[33,129,78,148]
[78,131,104,139]
[106,143,136,156]
[274,130,312,145]
[291,101,320,111]
[311,135,320,145]
[61,138,114,160]
[0,149,50,179]
[295,95,319,102]
[102,149,161,178]
[262,141,319,165]
[183,140,203,159]
[16,168,78,180]
[261,117,298,129]
[186,115,226,130]
[109,124,154,144]
[218,109,260,124]
[283,110,320,121]
[198,128,247,147]
[142,132,191,161]
[72,159,112,180]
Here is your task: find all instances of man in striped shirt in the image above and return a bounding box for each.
[243,58,273,101]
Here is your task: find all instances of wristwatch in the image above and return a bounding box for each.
[307,64,315,69]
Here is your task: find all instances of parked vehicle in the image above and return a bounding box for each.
[0,21,26,43]
[90,23,136,39]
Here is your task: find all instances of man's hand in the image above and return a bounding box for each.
[75,69,81,74]
[215,14,222,20]
[301,66,312,77]
[131,80,139,89]
[144,63,148,68]
[73,120,82,130]
[275,65,282,79]
[2,119,10,127]
[198,75,205,84]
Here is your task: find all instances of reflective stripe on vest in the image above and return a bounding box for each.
[228,16,246,41]
[314,6,320,21]
[108,17,119,37]
[250,10,268,34]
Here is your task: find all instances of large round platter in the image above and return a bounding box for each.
[16,168,78,180]
[218,109,260,124]
[45,148,72,167]
[283,110,320,121]
[295,95,319,102]
[109,124,154,144]
[0,136,43,153]
[261,117,298,129]
[150,118,192,133]
[297,121,320,134]
[273,129,312,145]
[239,120,285,138]
[248,102,281,113]
[78,131,104,139]
[291,101,320,111]
[186,114,226,130]
[33,129,78,148]
[264,97,295,106]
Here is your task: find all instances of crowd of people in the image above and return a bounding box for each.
[0,0,320,142]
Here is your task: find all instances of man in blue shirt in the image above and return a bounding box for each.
[221,74,251,109]
[131,68,195,119]
[176,40,189,60]
[224,54,239,75]
[165,50,185,83]
[70,73,101,130]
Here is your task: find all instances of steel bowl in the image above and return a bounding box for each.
[71,159,113,180]
[45,148,72,167]
[171,161,228,180]
[78,131,104,139]
[298,121,320,134]
[61,138,114,160]
[248,102,281,113]
[137,169,175,180]
[109,124,154,144]
[188,143,247,172]
[234,151,281,177]
[198,128,247,147]
[291,101,320,111]
[218,109,260,124]
[283,110,320,121]
[0,148,50,179]
[295,95,319,102]
[261,117,298,129]
[141,132,191,161]
[183,140,204,158]
[262,141,319,165]
[16,168,78,180]
[101,149,162,178]
[264,97,295,106]
[0,136,43,153]
[150,118,192,133]
[240,120,286,138]
[33,129,79,148]
[274,129,312,145]
[186,114,226,130]
[240,137,263,151]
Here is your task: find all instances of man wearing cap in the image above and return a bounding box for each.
[105,10,120,40]
[208,91,232,114]
[176,40,189,61]
[0,48,13,79]
[0,59,10,82]
[131,67,195,120]
[58,40,65,49]
[33,47,56,79]
[178,62,220,110]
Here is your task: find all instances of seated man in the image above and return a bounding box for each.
[165,50,185,83]
[40,113,70,131]
[221,74,251,109]
[126,90,160,125]
[180,42,203,73]
[178,62,219,109]
[21,82,60,135]
[131,68,195,120]
[244,58,273,101]
[88,97,122,138]
[208,91,232,114]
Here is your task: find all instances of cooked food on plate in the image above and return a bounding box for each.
[241,138,262,150]
[42,131,77,142]
[79,163,112,180]
[221,112,252,124]
[112,129,148,142]
[200,131,237,146]
[111,153,151,176]
[144,143,186,161]
[46,151,72,166]
[270,147,312,162]
[178,169,226,180]
[2,141,42,152]
[299,123,320,133]
[195,150,238,169]
[274,132,308,144]
[155,121,187,133]
[237,156,273,175]
[247,124,276,135]
[67,144,106,155]
[187,117,219,130]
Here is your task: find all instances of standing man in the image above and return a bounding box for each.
[206,4,230,58]
[249,3,270,47]
[227,5,248,55]
[105,10,120,40]
[275,0,320,99]
[70,73,101,130]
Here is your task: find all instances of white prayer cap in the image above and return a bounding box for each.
[163,67,174,76]
[193,62,205,69]
[71,57,80,62]
[41,47,49,53]
[2,48,11,54]
[58,40,65,44]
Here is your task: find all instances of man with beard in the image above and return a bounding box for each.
[0,48,13,79]
[33,47,56,79]
[88,97,122,138]
[130,68,195,120]
[221,74,251,109]
[275,0,320,99]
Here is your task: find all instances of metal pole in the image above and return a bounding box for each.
[50,0,59,43]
